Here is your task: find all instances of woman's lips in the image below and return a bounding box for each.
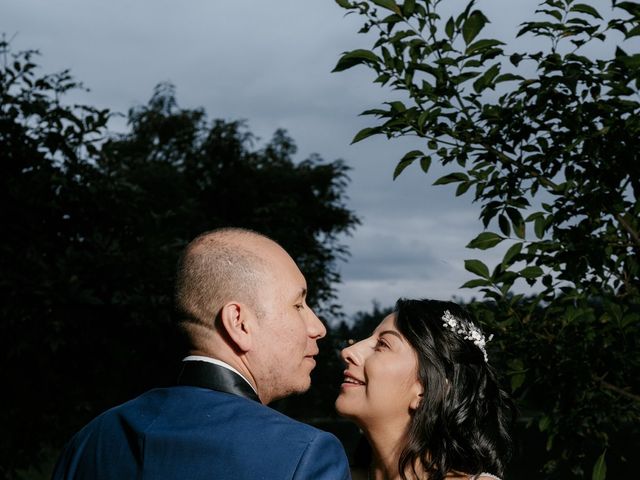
[342,370,366,387]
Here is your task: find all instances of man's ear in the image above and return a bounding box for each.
[218,302,253,352]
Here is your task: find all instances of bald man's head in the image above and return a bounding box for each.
[175,228,270,344]
[175,227,326,403]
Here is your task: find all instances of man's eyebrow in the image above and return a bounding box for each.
[378,330,405,342]
[296,288,307,300]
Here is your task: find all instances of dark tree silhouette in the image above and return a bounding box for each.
[1,43,358,478]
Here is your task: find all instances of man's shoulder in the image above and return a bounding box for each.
[76,386,338,454]
[54,387,350,480]
[203,389,329,438]
[118,386,327,436]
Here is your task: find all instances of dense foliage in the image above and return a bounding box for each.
[333,0,639,477]
[0,42,358,478]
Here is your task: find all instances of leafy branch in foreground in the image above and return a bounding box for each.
[334,0,639,477]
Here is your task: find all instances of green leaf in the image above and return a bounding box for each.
[510,53,523,66]
[455,181,471,196]
[393,150,423,179]
[402,0,416,16]
[571,3,603,19]
[372,0,402,15]
[361,108,390,116]
[538,415,551,432]
[498,214,511,236]
[506,208,525,239]
[465,39,505,54]
[592,451,607,480]
[379,13,403,25]
[332,49,380,72]
[351,127,380,144]
[546,434,555,451]
[508,358,523,371]
[626,25,640,38]
[445,16,455,39]
[453,70,481,85]
[462,10,489,45]
[374,73,391,85]
[436,57,459,66]
[433,172,468,185]
[334,0,352,8]
[393,159,414,179]
[508,358,526,392]
[465,259,490,278]
[387,100,407,112]
[400,149,423,161]
[495,73,523,83]
[420,156,432,173]
[534,216,546,239]
[540,8,563,21]
[461,278,491,288]
[617,2,640,17]
[472,63,500,93]
[466,232,504,250]
[520,266,543,279]
[462,59,483,68]
[502,242,523,268]
[511,373,525,392]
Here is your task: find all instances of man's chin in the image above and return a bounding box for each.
[292,378,312,396]
[268,378,312,403]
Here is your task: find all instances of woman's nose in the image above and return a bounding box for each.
[340,340,361,365]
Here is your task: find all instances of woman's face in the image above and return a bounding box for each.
[335,313,423,428]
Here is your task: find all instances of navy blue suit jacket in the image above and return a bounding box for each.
[52,361,351,480]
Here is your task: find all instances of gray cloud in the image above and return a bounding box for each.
[3,0,555,316]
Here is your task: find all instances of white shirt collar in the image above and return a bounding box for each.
[182,355,257,394]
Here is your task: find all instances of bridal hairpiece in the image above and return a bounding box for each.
[441,310,492,362]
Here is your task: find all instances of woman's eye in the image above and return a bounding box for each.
[294,304,304,311]
[374,338,389,350]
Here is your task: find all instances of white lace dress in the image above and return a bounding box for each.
[471,474,502,480]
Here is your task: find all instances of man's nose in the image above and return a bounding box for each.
[307,308,326,339]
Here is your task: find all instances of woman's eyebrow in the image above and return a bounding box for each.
[377,330,405,342]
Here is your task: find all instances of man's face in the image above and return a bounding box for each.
[249,243,326,404]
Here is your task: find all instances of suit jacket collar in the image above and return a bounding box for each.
[177,360,260,403]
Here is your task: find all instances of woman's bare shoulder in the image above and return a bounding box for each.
[473,474,502,480]
[448,472,502,480]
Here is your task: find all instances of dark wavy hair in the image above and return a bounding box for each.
[394,299,514,480]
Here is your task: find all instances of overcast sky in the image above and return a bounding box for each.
[3,0,577,316]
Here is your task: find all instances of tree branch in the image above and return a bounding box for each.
[616,214,640,249]
[601,380,640,403]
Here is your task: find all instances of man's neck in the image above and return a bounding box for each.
[183,354,258,395]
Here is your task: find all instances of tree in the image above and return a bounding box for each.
[333,0,639,478]
[1,39,112,480]
[1,41,358,478]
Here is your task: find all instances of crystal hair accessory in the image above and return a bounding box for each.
[441,310,493,362]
